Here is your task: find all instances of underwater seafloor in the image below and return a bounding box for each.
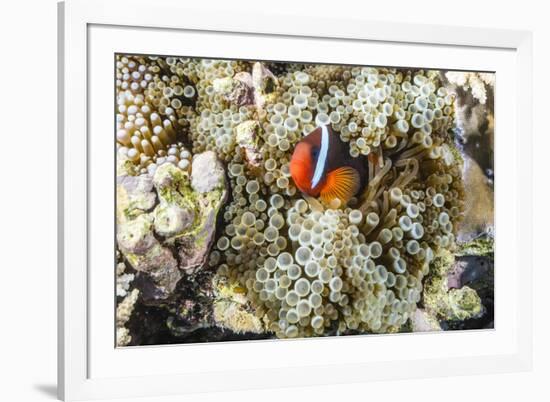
[115,56,495,346]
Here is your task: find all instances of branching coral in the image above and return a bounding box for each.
[116,251,134,298]
[445,71,494,105]
[116,288,139,346]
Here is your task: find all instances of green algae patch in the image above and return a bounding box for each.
[212,275,264,334]
[457,236,494,257]
[447,287,483,321]
[423,249,484,322]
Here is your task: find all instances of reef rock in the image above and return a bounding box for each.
[210,63,278,110]
[151,153,227,273]
[117,214,181,300]
[411,309,442,332]
[116,174,156,221]
[116,152,228,301]
[422,249,485,323]
[447,238,494,329]
[153,204,195,237]
[115,178,182,300]
[212,276,264,334]
[251,62,278,109]
[457,156,494,242]
[156,152,228,273]
[445,287,483,321]
[116,259,134,298]
[213,73,255,107]
[447,255,493,290]
[235,120,263,168]
[190,151,226,194]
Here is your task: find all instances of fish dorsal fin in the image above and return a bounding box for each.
[311,125,329,189]
[320,167,360,205]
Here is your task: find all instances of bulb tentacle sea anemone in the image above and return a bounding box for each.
[116,55,469,340]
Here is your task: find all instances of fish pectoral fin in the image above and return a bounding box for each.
[320,167,360,204]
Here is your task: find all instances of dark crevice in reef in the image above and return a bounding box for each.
[447,255,494,330]
[442,254,494,331]
[127,299,272,345]
[126,264,276,345]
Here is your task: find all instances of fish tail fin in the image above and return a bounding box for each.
[320,167,360,205]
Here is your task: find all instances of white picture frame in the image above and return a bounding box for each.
[58,0,533,400]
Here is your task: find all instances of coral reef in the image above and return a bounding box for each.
[445,72,494,105]
[445,71,495,242]
[422,246,491,328]
[116,148,227,302]
[457,156,494,241]
[116,170,181,300]
[411,309,442,332]
[115,54,494,344]
[212,276,265,334]
[116,250,135,297]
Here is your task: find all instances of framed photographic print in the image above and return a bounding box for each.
[58,0,533,400]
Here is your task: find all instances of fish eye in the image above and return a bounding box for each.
[311,147,320,159]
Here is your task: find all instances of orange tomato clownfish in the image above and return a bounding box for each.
[290,125,367,205]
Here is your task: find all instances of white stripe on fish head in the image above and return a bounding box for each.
[311,125,329,189]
